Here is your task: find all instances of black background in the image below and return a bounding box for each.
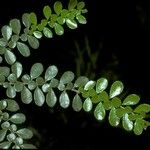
[0,0,150,149]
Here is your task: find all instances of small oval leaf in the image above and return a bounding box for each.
[123,94,140,106]
[16,128,33,139]
[43,27,53,38]
[83,98,92,112]
[54,23,64,35]
[45,65,58,81]
[11,62,23,78]
[4,50,16,65]
[0,141,11,149]
[1,25,12,40]
[54,1,63,15]
[43,6,51,19]
[30,63,43,79]
[60,71,74,84]
[6,99,19,112]
[66,19,77,29]
[10,19,21,35]
[0,130,7,142]
[109,81,124,99]
[133,118,144,135]
[46,89,57,107]
[72,94,82,112]
[76,15,87,24]
[94,102,105,121]
[122,113,133,131]
[27,35,39,49]
[74,76,89,87]
[59,91,70,108]
[21,86,33,104]
[134,104,150,113]
[96,78,108,93]
[17,42,30,57]
[34,87,45,106]
[6,85,16,98]
[22,13,31,28]
[10,113,26,124]
[84,80,95,91]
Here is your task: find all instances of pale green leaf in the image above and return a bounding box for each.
[22,13,31,28]
[76,15,87,24]
[45,65,58,81]
[83,97,92,112]
[109,107,120,127]
[134,104,150,113]
[10,113,26,124]
[30,12,37,25]
[0,129,7,142]
[27,35,39,49]
[21,86,32,104]
[17,128,33,139]
[59,91,70,108]
[60,71,74,84]
[94,102,105,120]
[14,82,24,92]
[17,42,30,57]
[7,73,17,82]
[43,27,53,38]
[50,78,59,88]
[72,94,82,112]
[109,81,124,98]
[66,19,77,29]
[111,97,122,108]
[123,94,140,106]
[30,63,43,79]
[43,5,51,19]
[0,100,7,110]
[77,2,85,10]
[0,67,10,77]
[68,0,77,10]
[6,85,16,98]
[11,62,23,78]
[54,1,63,15]
[74,76,89,87]
[0,141,11,149]
[122,113,133,131]
[33,31,42,39]
[20,144,36,149]
[96,78,108,93]
[84,80,95,91]
[46,89,57,107]
[34,87,45,106]
[6,99,19,112]
[54,23,64,35]
[10,19,21,34]
[0,74,5,83]
[4,50,16,65]
[1,25,12,40]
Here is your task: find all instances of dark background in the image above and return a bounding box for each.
[0,0,150,149]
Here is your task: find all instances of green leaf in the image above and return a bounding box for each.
[72,94,82,112]
[111,97,122,108]
[54,1,63,15]
[6,85,16,98]
[20,144,36,149]
[123,94,140,106]
[43,27,53,38]
[14,82,24,92]
[68,0,77,10]
[60,71,74,84]
[0,67,10,77]
[10,19,21,35]
[30,12,37,25]
[96,78,108,93]
[7,73,17,82]
[21,86,33,104]
[0,129,7,142]
[77,2,85,10]
[59,91,70,108]
[43,5,51,20]
[33,31,42,39]
[27,35,39,49]
[134,104,150,113]
[74,76,89,87]
[45,65,58,81]
[94,102,105,121]
[46,89,57,107]
[57,17,65,25]
[16,128,33,139]
[0,74,5,84]
[1,25,12,40]
[83,98,92,112]
[28,80,37,90]
[11,62,23,78]
[76,15,87,24]
[0,141,11,149]
[84,80,95,91]
[133,118,144,135]
[21,74,30,83]
[17,42,30,57]
[122,113,133,131]
[0,100,7,110]
[109,81,124,99]
[54,23,64,35]
[50,78,59,88]
[34,87,45,106]
[109,107,120,127]
[66,19,77,29]
[22,13,31,28]
[6,99,19,112]
[30,63,44,79]
[4,50,16,65]
[10,113,26,124]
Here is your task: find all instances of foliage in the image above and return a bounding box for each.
[0,0,150,149]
